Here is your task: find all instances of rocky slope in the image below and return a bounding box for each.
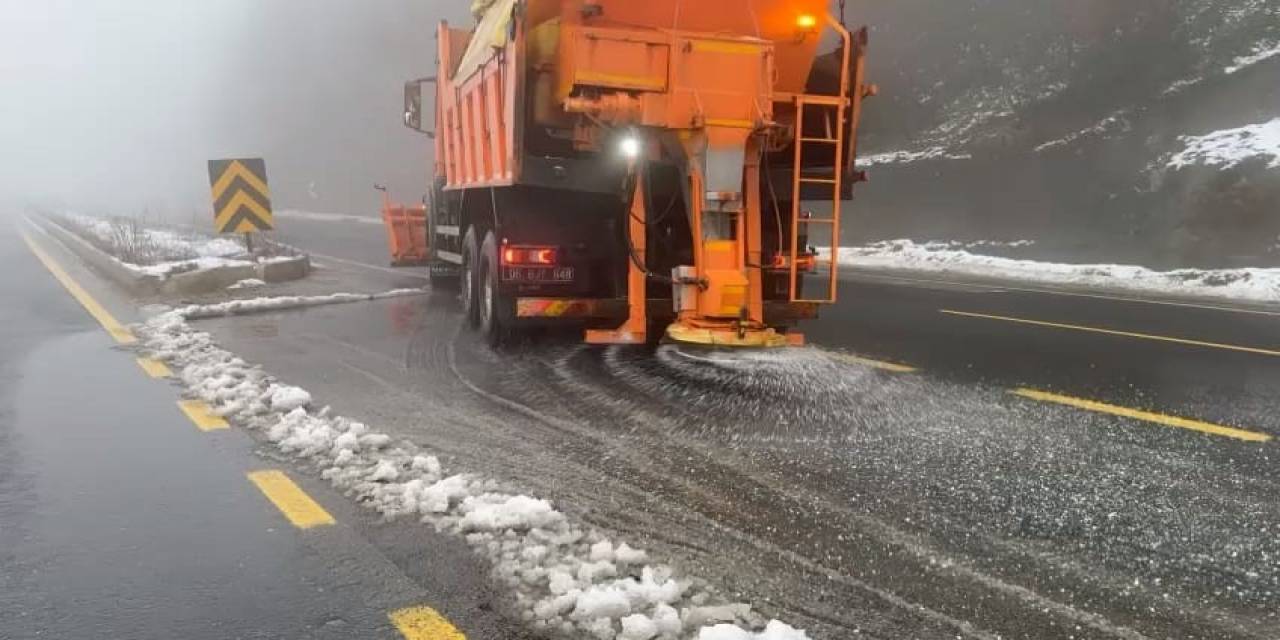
[847,0,1280,267]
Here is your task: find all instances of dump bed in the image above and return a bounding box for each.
[435,0,854,192]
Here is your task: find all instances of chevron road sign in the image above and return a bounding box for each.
[208,158,274,233]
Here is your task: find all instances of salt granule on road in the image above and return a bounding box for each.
[136,292,811,640]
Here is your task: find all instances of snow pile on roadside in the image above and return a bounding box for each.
[1167,118,1280,170]
[61,213,297,277]
[138,294,809,640]
[163,289,424,321]
[823,240,1280,304]
[133,256,265,277]
[68,213,244,258]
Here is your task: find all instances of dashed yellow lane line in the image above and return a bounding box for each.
[136,357,172,378]
[177,399,229,431]
[940,309,1280,357]
[246,470,336,529]
[21,231,136,344]
[829,352,918,373]
[1012,388,1272,443]
[389,606,467,640]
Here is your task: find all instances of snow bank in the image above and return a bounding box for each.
[62,213,300,278]
[1167,118,1280,171]
[170,289,423,321]
[137,293,806,640]
[824,240,1280,304]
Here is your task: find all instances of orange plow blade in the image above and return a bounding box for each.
[380,193,429,267]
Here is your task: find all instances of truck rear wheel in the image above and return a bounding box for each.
[460,228,480,327]
[478,231,511,346]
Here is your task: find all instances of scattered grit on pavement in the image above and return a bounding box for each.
[138,291,814,640]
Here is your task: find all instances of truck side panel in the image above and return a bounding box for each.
[436,17,519,191]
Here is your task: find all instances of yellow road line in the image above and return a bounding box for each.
[21,231,136,344]
[830,352,918,373]
[246,470,336,529]
[136,357,172,378]
[1012,388,1272,443]
[177,399,229,431]
[389,606,467,640]
[940,309,1280,357]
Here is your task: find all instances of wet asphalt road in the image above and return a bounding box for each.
[0,224,527,640]
[7,212,1280,640]
[193,215,1280,639]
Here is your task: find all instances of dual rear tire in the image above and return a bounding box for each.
[460,228,509,345]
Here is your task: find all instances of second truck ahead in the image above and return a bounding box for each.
[388,0,873,347]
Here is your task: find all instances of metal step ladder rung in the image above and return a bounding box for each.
[788,89,850,304]
[779,93,848,107]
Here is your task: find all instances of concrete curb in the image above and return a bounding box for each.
[37,215,165,295]
[34,216,312,297]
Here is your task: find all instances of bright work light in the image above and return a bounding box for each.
[619,136,641,159]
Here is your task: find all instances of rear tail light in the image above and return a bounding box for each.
[501,245,558,266]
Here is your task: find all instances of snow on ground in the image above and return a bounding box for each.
[137,292,810,640]
[68,213,244,259]
[275,209,382,225]
[858,146,972,166]
[1033,113,1129,153]
[227,278,266,290]
[823,240,1280,304]
[1161,77,1203,96]
[168,289,424,320]
[1167,118,1280,170]
[61,213,295,278]
[1225,41,1280,74]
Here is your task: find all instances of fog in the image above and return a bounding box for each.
[0,0,469,219]
[3,1,1275,265]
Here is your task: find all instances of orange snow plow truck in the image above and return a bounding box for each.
[385,0,874,346]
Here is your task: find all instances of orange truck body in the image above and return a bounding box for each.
[391,0,873,346]
[435,0,845,189]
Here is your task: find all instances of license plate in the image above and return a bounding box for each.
[503,266,575,283]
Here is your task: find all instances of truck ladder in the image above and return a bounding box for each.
[788,16,854,305]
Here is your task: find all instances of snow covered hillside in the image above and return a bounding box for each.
[854,0,1279,162]
[845,0,1279,268]
[1168,118,1280,170]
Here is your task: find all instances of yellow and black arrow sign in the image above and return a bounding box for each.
[208,158,274,233]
